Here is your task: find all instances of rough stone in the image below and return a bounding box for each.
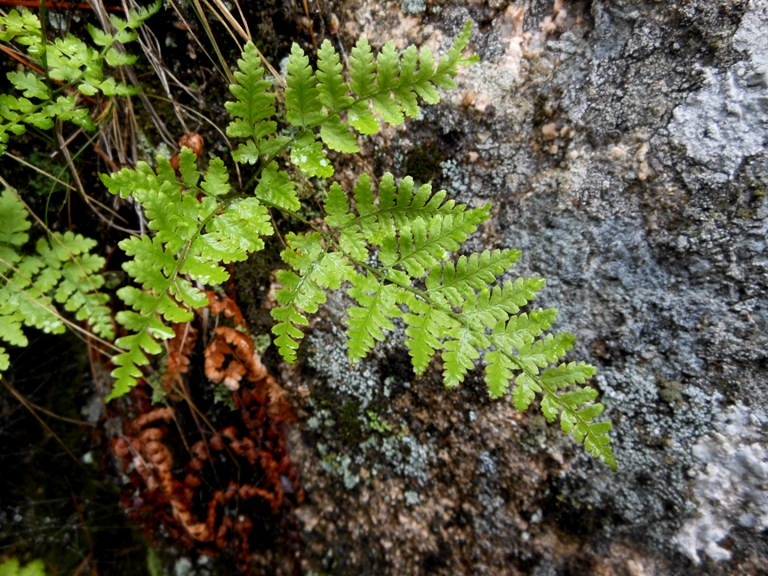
[268,1,768,574]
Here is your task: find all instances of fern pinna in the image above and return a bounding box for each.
[101,21,615,468]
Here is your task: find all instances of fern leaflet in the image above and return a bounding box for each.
[225,42,286,163]
[346,273,406,361]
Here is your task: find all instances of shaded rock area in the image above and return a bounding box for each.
[250,0,768,574]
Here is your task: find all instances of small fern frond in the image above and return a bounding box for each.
[316,42,359,152]
[339,21,477,130]
[290,131,334,177]
[271,232,357,362]
[110,312,173,398]
[37,233,113,338]
[484,348,516,398]
[538,362,615,469]
[324,183,367,261]
[285,38,358,153]
[254,162,301,212]
[0,189,113,376]
[224,22,477,180]
[270,171,614,467]
[403,297,459,374]
[349,37,377,99]
[352,173,482,244]
[102,149,272,398]
[0,187,31,273]
[442,325,489,388]
[317,41,354,112]
[460,287,522,331]
[516,332,576,375]
[433,19,479,87]
[541,361,597,390]
[426,249,521,306]
[0,4,156,153]
[381,209,490,279]
[0,9,42,45]
[491,308,559,349]
[286,44,325,128]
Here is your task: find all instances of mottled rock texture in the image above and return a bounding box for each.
[264,1,768,574]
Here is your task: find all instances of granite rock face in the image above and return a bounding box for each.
[274,1,768,574]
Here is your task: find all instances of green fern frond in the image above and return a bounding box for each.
[491,308,559,349]
[0,4,156,153]
[381,208,490,279]
[460,278,547,330]
[403,298,459,374]
[539,363,614,469]
[324,183,368,261]
[290,131,334,177]
[226,41,283,162]
[0,187,31,272]
[102,149,272,398]
[286,44,325,128]
[0,9,42,45]
[426,249,521,306]
[516,332,576,374]
[110,312,173,398]
[433,19,479,86]
[225,22,478,183]
[317,40,354,112]
[254,161,301,212]
[352,173,480,244]
[0,189,113,376]
[541,361,597,390]
[271,171,614,468]
[442,325,489,388]
[337,21,478,131]
[316,41,359,153]
[37,233,113,338]
[271,232,357,362]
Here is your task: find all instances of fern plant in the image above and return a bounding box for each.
[0,2,159,155]
[0,188,113,374]
[100,21,616,468]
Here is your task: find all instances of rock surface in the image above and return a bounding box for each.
[265,0,768,574]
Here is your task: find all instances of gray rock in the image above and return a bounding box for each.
[287,1,768,573]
